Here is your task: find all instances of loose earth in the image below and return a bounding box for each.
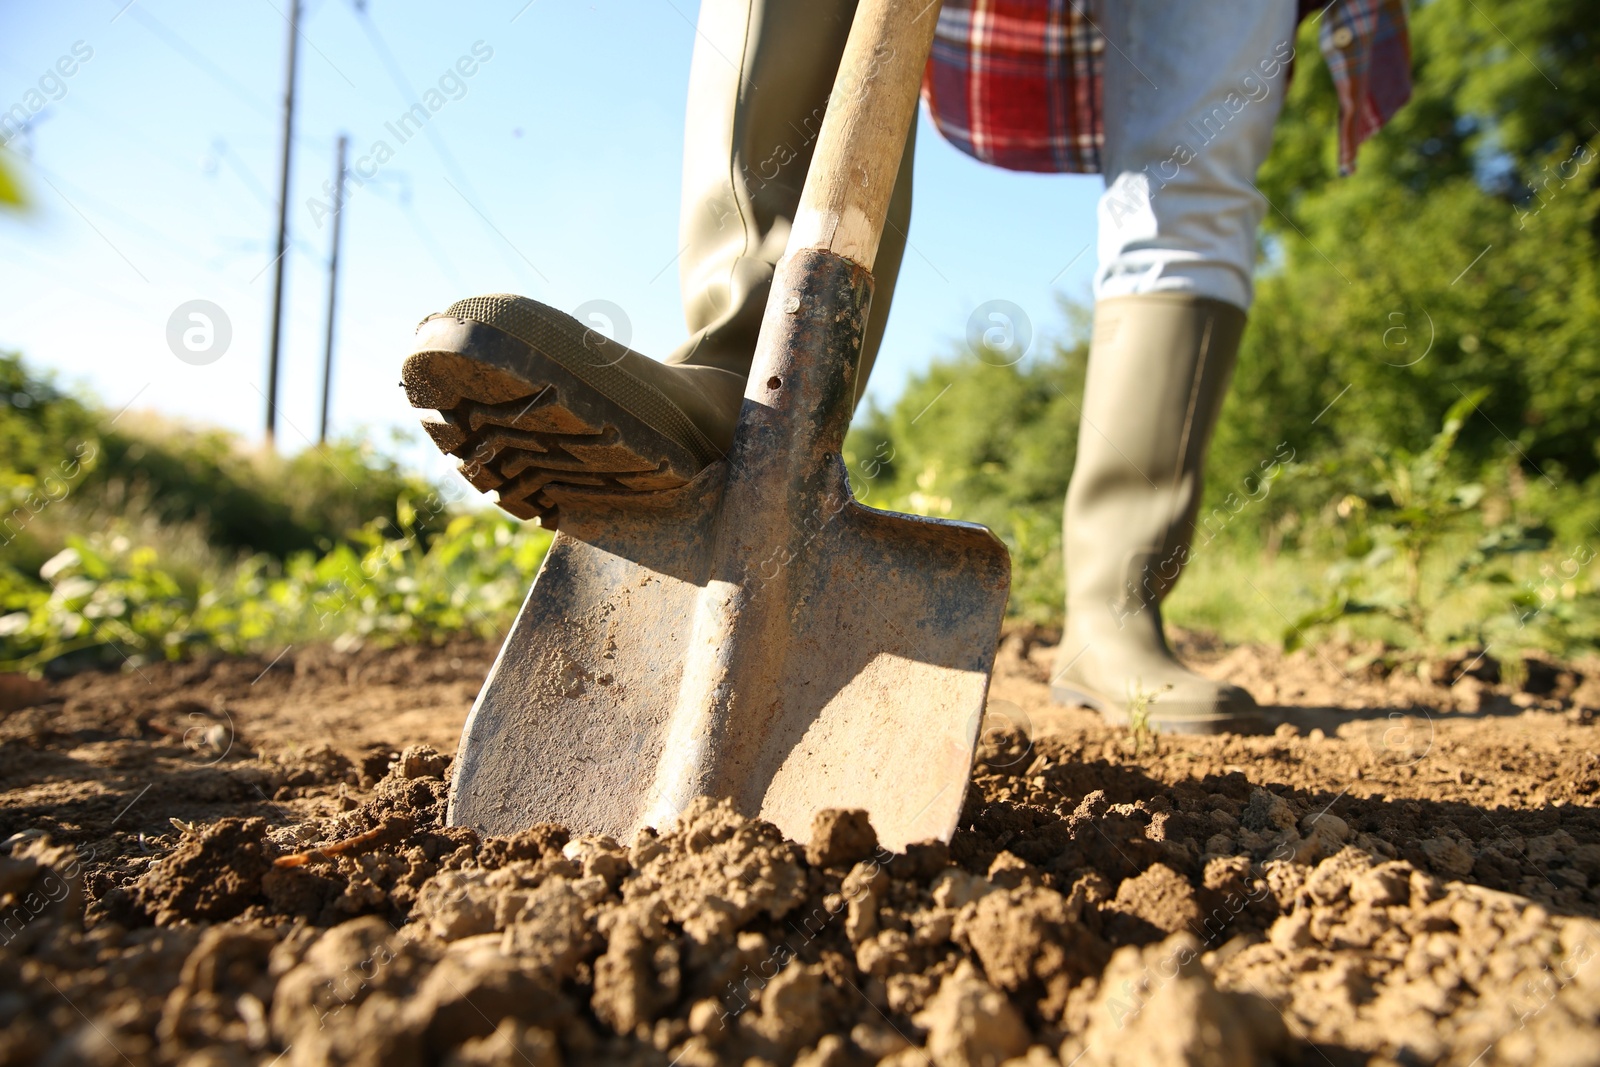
[1,632,1597,1066]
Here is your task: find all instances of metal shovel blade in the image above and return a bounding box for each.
[448,250,1010,851]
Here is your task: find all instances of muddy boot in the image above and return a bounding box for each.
[401,0,912,528]
[1050,293,1263,734]
[401,299,739,525]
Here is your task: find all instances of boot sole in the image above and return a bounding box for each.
[1049,680,1265,736]
[401,296,722,528]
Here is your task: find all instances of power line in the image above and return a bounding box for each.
[54,94,217,184]
[0,244,153,320]
[209,138,278,214]
[125,5,330,155]
[24,159,229,277]
[127,7,275,118]
[353,169,468,286]
[39,103,294,277]
[18,103,320,289]
[399,189,466,287]
[350,2,483,202]
[50,96,278,234]
[21,152,321,287]
[30,32,301,251]
[350,0,542,288]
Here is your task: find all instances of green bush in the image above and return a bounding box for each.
[0,351,553,672]
[1,352,440,563]
[844,312,1087,623]
[0,502,551,672]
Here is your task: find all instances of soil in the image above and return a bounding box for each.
[2,631,1598,1066]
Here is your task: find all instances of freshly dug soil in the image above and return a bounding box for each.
[1,632,1597,1066]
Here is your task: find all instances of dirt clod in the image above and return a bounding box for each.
[0,834,83,949]
[397,745,450,780]
[806,808,879,869]
[1071,933,1288,1067]
[1105,861,1203,940]
[135,817,274,925]
[443,1019,562,1067]
[915,960,1031,1067]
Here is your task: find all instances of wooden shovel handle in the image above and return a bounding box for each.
[788,0,942,273]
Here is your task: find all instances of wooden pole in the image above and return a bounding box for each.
[264,0,301,447]
[319,134,348,444]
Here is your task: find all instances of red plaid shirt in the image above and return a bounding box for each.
[923,0,1411,176]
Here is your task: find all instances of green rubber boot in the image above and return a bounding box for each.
[1050,293,1264,734]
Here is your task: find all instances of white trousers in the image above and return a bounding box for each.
[1094,0,1299,311]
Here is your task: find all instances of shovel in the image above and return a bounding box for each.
[446,0,1010,853]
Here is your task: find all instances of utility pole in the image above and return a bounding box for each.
[319,134,348,444]
[264,0,301,447]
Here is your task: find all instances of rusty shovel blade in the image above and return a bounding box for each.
[448,250,1010,852]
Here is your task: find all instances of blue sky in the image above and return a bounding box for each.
[1,0,1103,482]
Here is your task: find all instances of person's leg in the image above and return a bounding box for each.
[669,0,914,408]
[400,0,912,528]
[1051,0,1297,732]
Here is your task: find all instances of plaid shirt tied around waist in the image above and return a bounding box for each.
[922,0,1412,176]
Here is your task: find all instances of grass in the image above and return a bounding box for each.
[1165,525,1600,659]
[1125,685,1164,756]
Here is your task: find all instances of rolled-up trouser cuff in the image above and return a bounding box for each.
[1092,0,1298,313]
[1094,253,1252,311]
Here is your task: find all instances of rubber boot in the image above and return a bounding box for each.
[401,0,912,527]
[664,0,912,410]
[1050,293,1263,734]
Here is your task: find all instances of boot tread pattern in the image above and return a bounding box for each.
[402,350,700,528]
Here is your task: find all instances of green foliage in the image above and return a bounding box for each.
[1191,0,1600,655]
[1283,388,1548,647]
[0,351,552,673]
[1,352,441,563]
[0,506,551,672]
[844,314,1087,622]
[1231,0,1600,504]
[89,422,440,558]
[1220,158,1600,510]
[1500,543,1600,654]
[0,353,100,489]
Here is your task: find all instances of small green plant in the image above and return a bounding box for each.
[1125,683,1169,756]
[1283,388,1548,650]
[1493,539,1600,656]
[0,501,551,672]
